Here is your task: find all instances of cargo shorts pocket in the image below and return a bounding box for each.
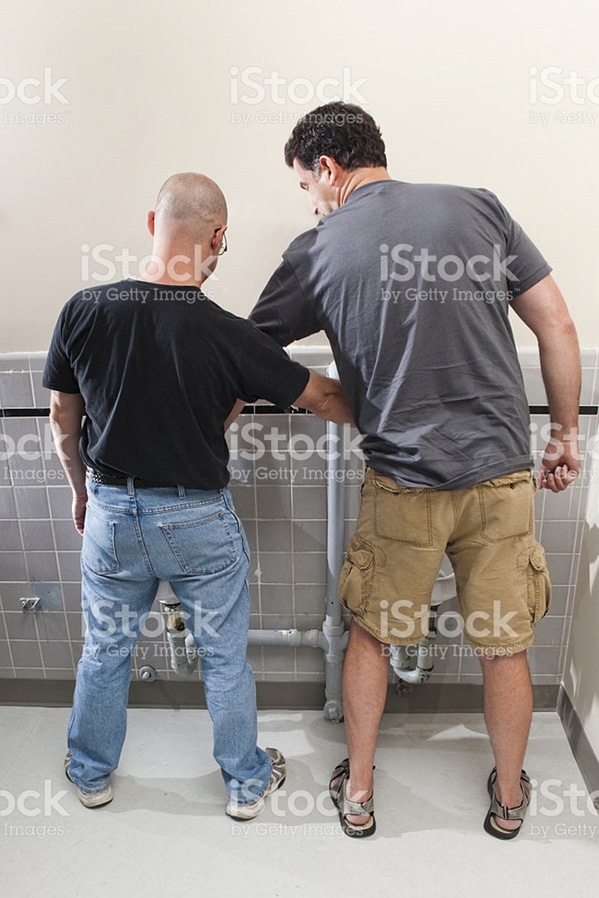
[373,475,433,547]
[338,539,374,614]
[479,472,534,542]
[519,543,551,622]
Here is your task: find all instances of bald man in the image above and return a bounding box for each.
[43,172,353,818]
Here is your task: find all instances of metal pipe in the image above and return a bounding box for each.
[390,606,439,685]
[248,628,324,648]
[322,361,349,720]
[160,597,199,678]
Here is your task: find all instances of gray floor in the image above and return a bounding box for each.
[1,705,597,897]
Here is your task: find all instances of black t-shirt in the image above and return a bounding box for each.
[43,279,310,489]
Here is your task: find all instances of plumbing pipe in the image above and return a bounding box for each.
[248,628,323,648]
[322,361,349,720]
[389,606,439,685]
[160,598,199,678]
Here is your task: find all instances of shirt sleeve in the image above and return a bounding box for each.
[42,305,81,393]
[482,190,553,297]
[249,255,321,347]
[236,320,310,408]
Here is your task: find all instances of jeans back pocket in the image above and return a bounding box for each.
[159,510,239,575]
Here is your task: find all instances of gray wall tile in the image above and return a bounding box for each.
[0,371,33,408]
[36,612,69,641]
[10,640,42,668]
[14,486,49,519]
[47,487,73,518]
[258,520,292,552]
[292,519,327,552]
[21,519,54,551]
[0,488,17,518]
[40,641,74,669]
[256,485,292,519]
[0,551,28,581]
[0,519,22,551]
[26,552,59,581]
[52,520,84,551]
[0,350,596,690]
[57,553,82,581]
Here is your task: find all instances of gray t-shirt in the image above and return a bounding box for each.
[250,180,551,489]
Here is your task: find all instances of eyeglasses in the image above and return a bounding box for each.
[217,232,228,256]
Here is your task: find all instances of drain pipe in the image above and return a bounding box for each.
[159,597,199,678]
[246,362,349,722]
[389,570,457,693]
[389,606,438,690]
[319,361,348,720]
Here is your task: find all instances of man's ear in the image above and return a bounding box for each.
[318,155,342,184]
[147,210,156,237]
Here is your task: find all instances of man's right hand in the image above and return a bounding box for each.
[539,435,580,491]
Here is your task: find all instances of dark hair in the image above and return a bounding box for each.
[284,102,387,172]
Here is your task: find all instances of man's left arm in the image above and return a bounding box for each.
[49,390,87,533]
[510,273,581,492]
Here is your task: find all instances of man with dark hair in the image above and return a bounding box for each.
[44,172,354,819]
[283,104,387,171]
[250,103,580,839]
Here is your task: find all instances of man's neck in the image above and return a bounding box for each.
[338,167,390,206]
[137,240,212,288]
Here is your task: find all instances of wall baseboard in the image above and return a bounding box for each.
[0,679,560,713]
[557,686,599,802]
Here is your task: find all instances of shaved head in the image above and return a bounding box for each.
[154,172,227,239]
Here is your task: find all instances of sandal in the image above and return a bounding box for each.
[329,758,376,838]
[483,767,532,840]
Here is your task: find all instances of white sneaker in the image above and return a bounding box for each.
[64,753,113,808]
[226,747,286,820]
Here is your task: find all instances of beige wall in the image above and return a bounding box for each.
[1,0,598,351]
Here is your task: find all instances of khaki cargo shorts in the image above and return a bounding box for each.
[338,467,550,654]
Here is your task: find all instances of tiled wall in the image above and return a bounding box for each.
[0,348,597,692]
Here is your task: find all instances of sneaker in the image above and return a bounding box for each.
[225,747,286,820]
[64,753,113,809]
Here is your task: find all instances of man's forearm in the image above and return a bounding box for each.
[538,323,581,438]
[293,371,356,426]
[49,391,87,496]
[511,275,581,438]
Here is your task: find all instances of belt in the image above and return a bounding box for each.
[88,469,178,488]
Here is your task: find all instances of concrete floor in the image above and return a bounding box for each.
[0,706,597,897]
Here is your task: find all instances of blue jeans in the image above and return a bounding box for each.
[67,476,272,802]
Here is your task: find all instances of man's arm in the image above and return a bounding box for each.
[510,274,581,492]
[291,371,355,426]
[49,390,87,533]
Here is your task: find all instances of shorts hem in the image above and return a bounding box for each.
[464,637,534,655]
